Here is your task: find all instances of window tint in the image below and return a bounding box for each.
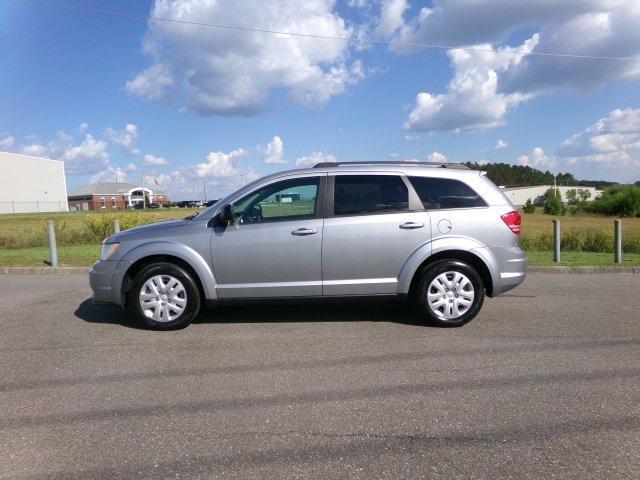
[234,177,319,224]
[333,175,409,216]
[409,176,487,209]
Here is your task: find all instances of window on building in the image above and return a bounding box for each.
[111,197,116,209]
[333,175,409,216]
[100,197,105,209]
[408,177,487,209]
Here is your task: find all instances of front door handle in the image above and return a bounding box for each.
[399,222,424,229]
[291,227,318,236]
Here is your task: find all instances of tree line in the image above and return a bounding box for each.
[464,162,618,189]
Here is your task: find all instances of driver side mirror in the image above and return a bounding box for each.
[217,204,235,225]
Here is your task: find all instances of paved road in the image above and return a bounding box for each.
[1,273,639,479]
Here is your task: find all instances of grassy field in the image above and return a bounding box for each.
[520,212,640,238]
[1,208,639,267]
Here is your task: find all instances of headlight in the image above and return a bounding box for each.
[100,242,120,261]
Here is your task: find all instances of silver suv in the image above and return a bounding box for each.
[90,162,526,329]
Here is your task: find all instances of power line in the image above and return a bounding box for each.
[13,0,637,62]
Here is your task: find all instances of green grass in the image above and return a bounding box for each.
[0,244,101,267]
[525,251,640,267]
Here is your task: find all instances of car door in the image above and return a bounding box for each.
[322,172,431,296]
[211,174,326,298]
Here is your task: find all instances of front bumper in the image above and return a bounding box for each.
[89,259,124,306]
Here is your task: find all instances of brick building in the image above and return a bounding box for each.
[67,182,169,211]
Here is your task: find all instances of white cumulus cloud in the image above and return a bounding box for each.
[404,37,538,133]
[105,124,140,156]
[396,1,640,134]
[517,147,556,170]
[0,134,16,151]
[262,136,286,164]
[295,152,337,168]
[126,0,365,116]
[196,149,247,178]
[557,108,640,168]
[144,154,168,166]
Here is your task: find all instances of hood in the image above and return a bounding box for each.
[109,218,193,242]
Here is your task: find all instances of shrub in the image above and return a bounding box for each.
[584,186,640,217]
[522,199,536,214]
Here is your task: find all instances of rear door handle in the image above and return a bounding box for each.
[291,227,318,236]
[399,222,424,229]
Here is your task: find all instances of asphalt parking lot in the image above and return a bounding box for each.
[1,273,639,479]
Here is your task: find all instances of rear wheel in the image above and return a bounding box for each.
[415,259,484,327]
[128,263,201,329]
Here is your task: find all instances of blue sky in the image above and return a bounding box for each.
[1,0,639,199]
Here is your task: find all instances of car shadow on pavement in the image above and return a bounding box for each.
[74,297,427,329]
[74,299,147,330]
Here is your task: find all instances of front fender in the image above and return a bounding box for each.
[112,241,218,302]
[396,236,499,295]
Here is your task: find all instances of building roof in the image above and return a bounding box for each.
[67,182,166,197]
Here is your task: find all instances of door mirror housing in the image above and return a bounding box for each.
[217,204,235,225]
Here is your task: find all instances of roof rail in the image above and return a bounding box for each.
[313,161,470,170]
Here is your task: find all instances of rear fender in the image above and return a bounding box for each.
[397,236,499,295]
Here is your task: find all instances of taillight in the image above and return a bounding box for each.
[501,210,521,234]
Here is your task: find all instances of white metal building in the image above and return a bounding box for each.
[502,185,602,206]
[0,151,68,214]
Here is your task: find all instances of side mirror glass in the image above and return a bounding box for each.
[217,204,234,225]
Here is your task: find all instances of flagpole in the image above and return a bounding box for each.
[141,171,146,209]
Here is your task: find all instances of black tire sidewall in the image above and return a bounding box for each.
[416,260,484,327]
[128,263,201,330]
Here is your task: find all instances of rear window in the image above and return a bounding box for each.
[334,175,409,215]
[409,176,487,209]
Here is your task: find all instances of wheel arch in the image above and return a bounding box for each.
[115,242,217,307]
[407,250,495,300]
[398,237,499,299]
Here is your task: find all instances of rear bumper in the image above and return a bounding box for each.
[485,245,527,296]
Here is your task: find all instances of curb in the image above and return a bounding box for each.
[527,266,638,274]
[0,266,637,275]
[0,266,90,275]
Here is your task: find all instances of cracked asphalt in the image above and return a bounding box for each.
[1,273,639,479]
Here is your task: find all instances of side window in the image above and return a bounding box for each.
[409,177,487,209]
[333,175,409,216]
[233,177,320,224]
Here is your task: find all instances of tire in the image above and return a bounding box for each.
[127,262,201,330]
[415,259,484,327]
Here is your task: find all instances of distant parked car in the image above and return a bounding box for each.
[91,161,526,329]
[177,201,198,208]
[147,203,160,209]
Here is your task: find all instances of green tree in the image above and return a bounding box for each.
[566,189,578,205]
[543,188,566,216]
[578,189,591,202]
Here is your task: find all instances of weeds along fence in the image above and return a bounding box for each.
[1,214,639,256]
[0,213,156,248]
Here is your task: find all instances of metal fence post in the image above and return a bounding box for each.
[614,219,622,264]
[114,218,121,234]
[553,219,561,263]
[47,220,59,268]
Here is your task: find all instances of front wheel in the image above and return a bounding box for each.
[415,259,484,327]
[128,263,201,329]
